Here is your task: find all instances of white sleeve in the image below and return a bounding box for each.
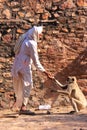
[29,41,45,72]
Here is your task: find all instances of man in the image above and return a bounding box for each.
[11,26,53,112]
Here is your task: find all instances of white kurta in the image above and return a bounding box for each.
[11,39,45,107]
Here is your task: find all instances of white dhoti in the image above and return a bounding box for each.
[13,70,33,108]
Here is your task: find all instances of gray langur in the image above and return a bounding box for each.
[55,76,87,113]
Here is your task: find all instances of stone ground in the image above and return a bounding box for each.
[0,106,87,130]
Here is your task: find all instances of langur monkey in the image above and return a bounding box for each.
[56,76,87,113]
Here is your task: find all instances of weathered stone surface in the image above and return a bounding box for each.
[36,3,44,13]
[18,11,25,18]
[0,0,87,109]
[77,0,87,7]
[60,0,76,10]
[0,3,4,8]
[41,12,50,20]
[0,0,6,2]
[10,1,20,7]
[2,8,11,19]
[17,29,25,34]
[2,34,12,43]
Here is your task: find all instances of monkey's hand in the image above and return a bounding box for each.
[56,90,70,96]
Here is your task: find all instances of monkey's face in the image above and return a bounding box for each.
[67,76,77,84]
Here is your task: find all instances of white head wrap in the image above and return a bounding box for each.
[14,26,43,55]
[37,26,43,34]
[26,26,43,42]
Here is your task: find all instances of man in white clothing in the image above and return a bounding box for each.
[11,26,53,112]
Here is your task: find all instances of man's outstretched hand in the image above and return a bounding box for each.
[44,71,54,79]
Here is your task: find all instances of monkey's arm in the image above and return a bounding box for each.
[56,90,70,96]
[57,90,84,105]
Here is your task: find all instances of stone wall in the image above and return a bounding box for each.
[0,0,87,108]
